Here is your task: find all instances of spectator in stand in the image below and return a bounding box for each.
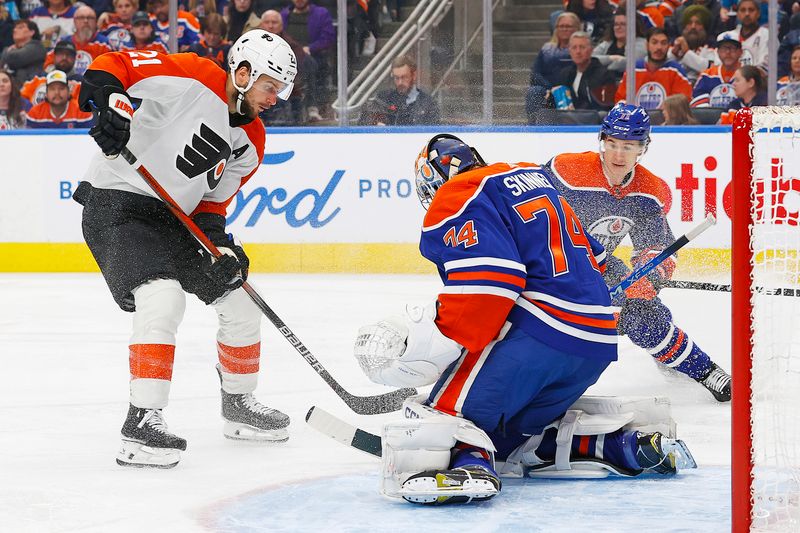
[1,19,46,84]
[636,0,666,29]
[667,5,718,83]
[99,0,137,50]
[44,7,112,76]
[259,8,308,123]
[188,12,230,68]
[120,10,168,52]
[185,0,217,21]
[718,0,769,69]
[0,68,30,129]
[777,44,800,105]
[147,0,200,50]
[593,9,646,80]
[554,31,617,110]
[225,0,260,41]
[281,0,335,118]
[0,4,16,52]
[778,12,800,77]
[615,27,692,110]
[25,69,91,127]
[526,12,580,114]
[672,0,728,40]
[691,34,742,107]
[565,0,614,43]
[31,0,78,49]
[718,65,767,123]
[21,39,82,105]
[661,93,699,124]
[361,54,439,126]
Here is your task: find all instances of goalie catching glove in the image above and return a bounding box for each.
[354,303,463,387]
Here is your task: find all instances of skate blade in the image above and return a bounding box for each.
[400,477,498,504]
[662,438,697,470]
[223,421,289,443]
[117,440,181,468]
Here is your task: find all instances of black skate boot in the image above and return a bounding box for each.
[117,404,187,469]
[217,365,290,442]
[630,431,697,475]
[696,363,732,402]
[401,466,502,505]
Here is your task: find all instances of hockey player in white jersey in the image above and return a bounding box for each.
[73,30,297,468]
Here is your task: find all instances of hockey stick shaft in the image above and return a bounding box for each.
[608,215,716,301]
[121,148,416,415]
[661,279,800,297]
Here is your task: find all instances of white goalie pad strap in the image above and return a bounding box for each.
[401,394,496,452]
[555,409,635,471]
[570,395,676,438]
[354,303,463,388]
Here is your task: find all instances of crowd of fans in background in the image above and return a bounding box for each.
[2,0,799,128]
[0,0,397,128]
[527,0,800,125]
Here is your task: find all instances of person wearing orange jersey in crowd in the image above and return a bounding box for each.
[26,69,92,127]
[352,132,697,505]
[615,27,692,110]
[544,103,732,402]
[21,39,83,105]
[44,6,113,77]
[119,10,168,53]
[72,30,297,468]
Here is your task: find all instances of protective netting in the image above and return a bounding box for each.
[749,107,800,531]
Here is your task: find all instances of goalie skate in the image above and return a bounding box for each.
[116,404,187,469]
[400,466,501,505]
[632,431,697,474]
[221,389,290,443]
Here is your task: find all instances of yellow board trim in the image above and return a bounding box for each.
[0,243,731,275]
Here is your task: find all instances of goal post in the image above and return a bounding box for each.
[732,106,800,532]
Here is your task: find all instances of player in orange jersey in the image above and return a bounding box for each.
[73,30,297,468]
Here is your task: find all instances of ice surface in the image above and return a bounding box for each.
[0,273,731,532]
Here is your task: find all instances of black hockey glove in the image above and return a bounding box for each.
[79,70,133,158]
[194,212,250,288]
[89,90,133,158]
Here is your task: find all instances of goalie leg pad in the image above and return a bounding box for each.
[381,413,496,499]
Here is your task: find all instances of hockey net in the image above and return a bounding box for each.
[732,107,800,532]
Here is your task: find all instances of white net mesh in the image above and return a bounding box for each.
[749,107,800,530]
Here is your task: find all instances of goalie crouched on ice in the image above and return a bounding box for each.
[354,134,697,505]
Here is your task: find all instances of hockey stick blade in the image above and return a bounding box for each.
[661,279,800,297]
[609,215,716,300]
[122,148,416,415]
[306,406,382,457]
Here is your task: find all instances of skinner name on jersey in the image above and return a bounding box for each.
[503,170,554,196]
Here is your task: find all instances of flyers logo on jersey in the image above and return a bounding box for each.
[176,123,232,190]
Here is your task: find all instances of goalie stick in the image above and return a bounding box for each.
[120,148,416,415]
[306,406,382,457]
[660,279,800,297]
[608,214,716,301]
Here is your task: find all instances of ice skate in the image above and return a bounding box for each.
[400,465,501,505]
[696,363,732,402]
[630,431,697,475]
[117,404,187,469]
[221,389,290,443]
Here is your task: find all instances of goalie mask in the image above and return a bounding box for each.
[228,29,297,114]
[414,134,486,209]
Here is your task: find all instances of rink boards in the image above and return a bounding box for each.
[0,126,737,274]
